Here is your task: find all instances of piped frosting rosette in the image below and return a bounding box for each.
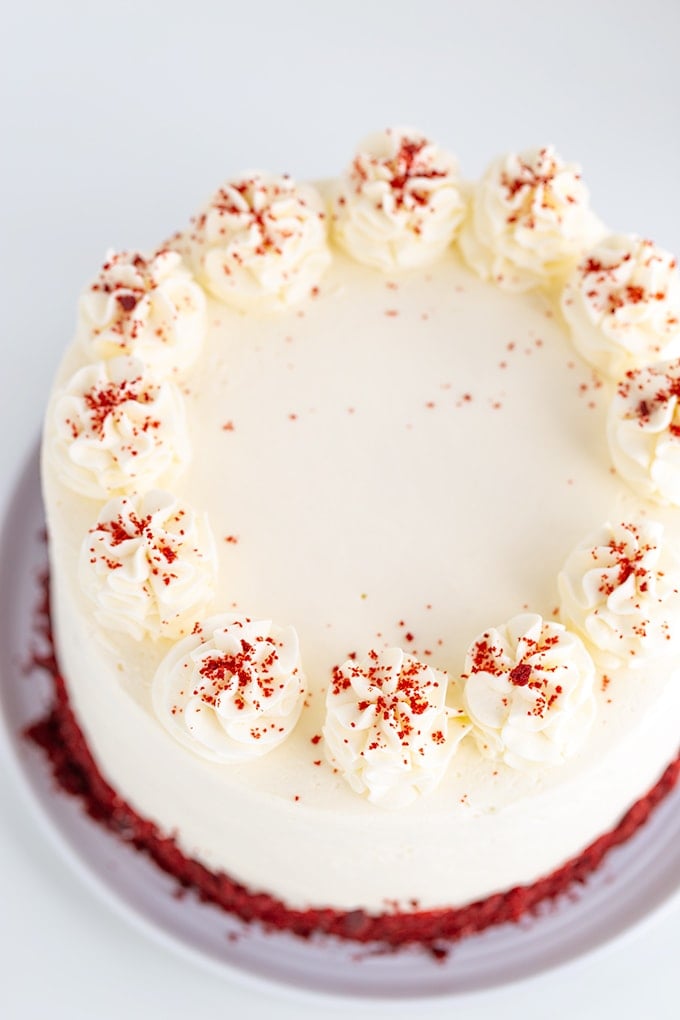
[331,127,466,271]
[558,519,680,668]
[152,614,307,763]
[80,490,217,641]
[459,145,604,291]
[462,614,596,769]
[78,249,206,374]
[189,172,331,312]
[323,647,470,808]
[49,355,190,499]
[561,235,680,379]
[608,359,680,506]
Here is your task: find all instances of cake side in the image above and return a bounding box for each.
[27,613,680,947]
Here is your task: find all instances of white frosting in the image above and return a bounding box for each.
[608,359,680,505]
[189,173,331,312]
[561,235,680,378]
[49,356,189,499]
[78,249,206,373]
[558,519,680,668]
[462,614,596,769]
[42,221,680,915]
[459,145,604,291]
[331,127,465,271]
[152,614,306,763]
[323,648,470,808]
[80,490,217,640]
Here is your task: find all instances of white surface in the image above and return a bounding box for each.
[2,1,680,1017]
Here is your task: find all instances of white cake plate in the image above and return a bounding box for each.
[2,445,680,1001]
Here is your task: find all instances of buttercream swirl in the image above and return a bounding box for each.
[152,614,306,763]
[558,519,680,667]
[561,235,680,378]
[50,356,189,499]
[189,173,330,312]
[608,360,680,505]
[78,249,206,374]
[459,145,604,291]
[331,127,466,271]
[80,490,217,641]
[323,648,470,808]
[462,614,596,769]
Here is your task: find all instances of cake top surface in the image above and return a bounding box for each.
[44,127,680,818]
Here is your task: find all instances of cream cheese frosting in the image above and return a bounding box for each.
[323,648,470,808]
[80,490,217,640]
[188,173,331,312]
[608,359,680,505]
[561,235,680,378]
[48,356,189,499]
[462,614,596,769]
[152,614,306,763]
[41,137,680,916]
[459,145,604,291]
[331,127,465,271]
[558,519,680,669]
[77,249,206,373]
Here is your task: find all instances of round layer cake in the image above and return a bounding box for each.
[41,129,680,941]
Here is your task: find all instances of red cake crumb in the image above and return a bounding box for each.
[23,574,680,952]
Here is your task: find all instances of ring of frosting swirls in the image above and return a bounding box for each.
[323,647,470,808]
[78,249,206,374]
[50,355,190,499]
[462,614,596,769]
[558,519,680,668]
[189,172,331,312]
[459,145,604,291]
[331,127,466,271]
[64,130,680,798]
[152,614,307,763]
[79,490,217,641]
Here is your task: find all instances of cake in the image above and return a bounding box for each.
[38,128,680,949]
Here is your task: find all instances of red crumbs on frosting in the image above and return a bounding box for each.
[332,653,437,745]
[595,523,653,598]
[618,365,680,432]
[194,637,279,712]
[79,375,153,438]
[353,135,447,210]
[499,149,567,227]
[467,626,564,718]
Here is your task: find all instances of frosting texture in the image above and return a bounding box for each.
[80,490,217,640]
[190,173,330,311]
[561,235,680,378]
[152,614,306,763]
[49,356,189,499]
[323,648,470,808]
[41,146,680,913]
[608,359,680,505]
[462,614,596,769]
[78,249,206,373]
[332,127,465,270]
[558,519,680,667]
[459,146,603,291]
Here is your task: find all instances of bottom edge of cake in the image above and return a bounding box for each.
[25,580,680,952]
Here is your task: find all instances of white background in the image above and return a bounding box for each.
[2,1,680,1016]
